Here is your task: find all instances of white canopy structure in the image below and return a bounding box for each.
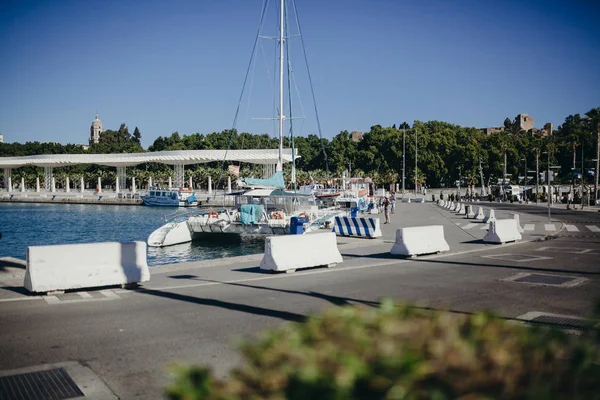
[0,149,296,168]
[1,149,298,192]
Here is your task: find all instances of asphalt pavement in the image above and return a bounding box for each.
[1,202,599,399]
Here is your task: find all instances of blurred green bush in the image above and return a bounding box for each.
[166,299,600,400]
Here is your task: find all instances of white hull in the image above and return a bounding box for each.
[147,207,345,247]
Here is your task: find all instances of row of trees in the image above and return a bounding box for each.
[1,107,599,189]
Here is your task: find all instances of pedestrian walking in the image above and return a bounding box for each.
[383,196,391,224]
[390,195,396,214]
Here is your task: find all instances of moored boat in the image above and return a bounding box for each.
[141,187,198,207]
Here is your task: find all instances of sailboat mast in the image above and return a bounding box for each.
[277,0,284,172]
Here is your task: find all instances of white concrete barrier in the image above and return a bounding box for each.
[25,241,150,293]
[453,202,461,212]
[390,225,450,257]
[333,216,382,238]
[510,213,524,233]
[483,209,496,223]
[401,198,411,203]
[446,201,453,209]
[260,232,342,272]
[465,205,475,218]
[483,219,522,244]
[414,198,425,203]
[474,206,485,220]
[457,203,466,215]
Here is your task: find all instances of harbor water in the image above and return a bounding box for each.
[0,203,264,266]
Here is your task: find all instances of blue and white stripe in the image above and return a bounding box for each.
[332,216,381,238]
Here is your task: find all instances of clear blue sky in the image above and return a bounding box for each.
[1,0,599,148]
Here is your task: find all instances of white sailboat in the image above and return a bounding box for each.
[148,0,342,248]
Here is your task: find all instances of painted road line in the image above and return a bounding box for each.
[565,224,579,232]
[77,292,93,299]
[43,296,61,305]
[99,290,121,299]
[544,224,556,231]
[523,224,535,231]
[462,223,479,230]
[585,225,600,232]
[480,223,490,230]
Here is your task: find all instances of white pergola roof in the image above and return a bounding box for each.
[0,149,298,168]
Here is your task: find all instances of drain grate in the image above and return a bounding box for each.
[514,274,573,285]
[502,273,587,288]
[0,367,84,400]
[531,315,586,329]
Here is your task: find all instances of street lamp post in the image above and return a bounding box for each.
[594,121,600,206]
[415,127,418,195]
[546,152,550,223]
[535,149,539,205]
[581,140,585,209]
[402,127,405,197]
[521,157,526,202]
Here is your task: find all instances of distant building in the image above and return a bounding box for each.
[516,114,534,132]
[89,113,104,145]
[479,127,504,136]
[0,134,3,143]
[538,122,554,137]
[351,131,363,142]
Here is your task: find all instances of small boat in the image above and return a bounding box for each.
[315,191,341,200]
[141,187,198,207]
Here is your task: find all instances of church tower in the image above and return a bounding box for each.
[89,113,104,145]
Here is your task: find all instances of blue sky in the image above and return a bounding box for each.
[1,0,599,148]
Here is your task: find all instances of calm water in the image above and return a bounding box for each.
[0,203,264,266]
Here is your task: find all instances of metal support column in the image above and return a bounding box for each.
[44,167,53,191]
[116,166,127,190]
[174,164,185,189]
[3,168,11,192]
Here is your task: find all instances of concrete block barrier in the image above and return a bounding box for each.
[483,219,522,244]
[457,203,466,215]
[510,213,525,233]
[446,201,453,209]
[465,205,475,218]
[483,209,496,223]
[25,241,150,293]
[390,225,450,257]
[401,198,411,203]
[333,216,382,238]
[415,198,425,203]
[453,202,461,212]
[474,206,485,220]
[260,232,342,272]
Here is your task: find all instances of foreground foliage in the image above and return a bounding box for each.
[166,300,600,400]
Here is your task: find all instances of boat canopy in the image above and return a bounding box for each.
[243,171,285,189]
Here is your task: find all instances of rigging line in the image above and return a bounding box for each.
[217,0,270,190]
[285,0,296,192]
[291,0,329,176]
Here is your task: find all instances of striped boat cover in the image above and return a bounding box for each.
[332,216,380,238]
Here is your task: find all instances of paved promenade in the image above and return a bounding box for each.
[1,202,599,399]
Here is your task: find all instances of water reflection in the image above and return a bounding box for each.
[0,203,265,266]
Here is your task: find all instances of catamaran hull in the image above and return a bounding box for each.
[189,221,289,236]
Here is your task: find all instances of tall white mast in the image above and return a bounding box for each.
[277,0,284,172]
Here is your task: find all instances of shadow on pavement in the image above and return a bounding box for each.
[138,288,306,323]
[410,258,600,276]
[192,278,379,308]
